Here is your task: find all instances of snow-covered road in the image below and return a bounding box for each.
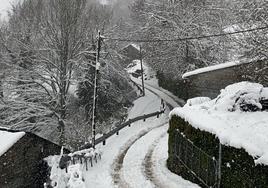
[131,76,185,108]
[83,78,199,187]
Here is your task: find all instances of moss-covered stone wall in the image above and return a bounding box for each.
[168,115,268,188]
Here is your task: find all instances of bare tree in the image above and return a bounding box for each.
[125,0,243,78]
[1,0,101,145]
[0,0,135,148]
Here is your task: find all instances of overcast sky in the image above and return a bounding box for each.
[0,0,20,19]
[0,0,130,20]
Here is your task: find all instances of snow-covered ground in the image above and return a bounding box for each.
[46,60,199,188]
[127,60,185,108]
[80,62,199,187]
[83,89,168,187]
[151,134,200,188]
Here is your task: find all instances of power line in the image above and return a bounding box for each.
[103,25,268,43]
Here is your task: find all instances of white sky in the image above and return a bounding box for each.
[0,0,20,20]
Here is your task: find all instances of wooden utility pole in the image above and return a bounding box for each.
[140,45,145,96]
[217,143,222,188]
[91,30,102,149]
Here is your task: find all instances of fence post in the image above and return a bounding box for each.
[85,159,88,171]
[217,143,222,188]
[90,157,93,167]
[103,134,106,145]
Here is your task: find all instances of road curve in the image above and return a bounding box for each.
[111,122,168,188]
[111,79,186,188]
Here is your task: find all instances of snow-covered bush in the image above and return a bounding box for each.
[185,97,211,107]
[212,82,268,112]
[44,148,102,188]
[182,82,268,112]
[66,164,85,188]
[44,155,70,188]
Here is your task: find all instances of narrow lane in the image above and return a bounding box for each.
[113,80,198,188]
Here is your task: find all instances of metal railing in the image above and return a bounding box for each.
[174,129,220,188]
[57,109,165,173]
[130,79,143,95]
[80,109,165,150]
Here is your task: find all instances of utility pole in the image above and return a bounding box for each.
[91,30,102,149]
[217,143,222,188]
[140,45,145,96]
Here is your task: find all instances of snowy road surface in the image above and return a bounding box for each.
[83,79,199,187]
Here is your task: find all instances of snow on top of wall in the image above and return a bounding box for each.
[170,82,268,165]
[0,130,25,156]
[185,97,211,107]
[182,59,250,79]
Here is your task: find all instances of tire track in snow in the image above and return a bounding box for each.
[140,97,160,115]
[144,82,185,107]
[111,122,168,188]
[112,79,180,187]
[132,79,182,109]
[142,132,167,188]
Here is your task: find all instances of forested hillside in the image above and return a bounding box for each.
[0,0,267,148]
[0,0,136,149]
[109,0,268,80]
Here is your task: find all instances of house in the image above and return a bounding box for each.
[120,44,140,66]
[182,59,268,99]
[0,128,69,188]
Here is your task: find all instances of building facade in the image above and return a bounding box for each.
[183,59,268,99]
[0,128,69,188]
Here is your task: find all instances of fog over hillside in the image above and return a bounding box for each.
[110,0,133,21]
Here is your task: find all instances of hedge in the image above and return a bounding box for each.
[156,71,188,100]
[168,115,268,188]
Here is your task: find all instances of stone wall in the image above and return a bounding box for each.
[0,132,69,188]
[168,115,268,188]
[185,60,268,99]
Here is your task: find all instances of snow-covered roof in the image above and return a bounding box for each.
[131,44,140,51]
[182,59,250,79]
[170,82,268,165]
[123,43,140,51]
[0,129,25,156]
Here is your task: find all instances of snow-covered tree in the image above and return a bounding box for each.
[126,0,262,79]
[0,0,136,148]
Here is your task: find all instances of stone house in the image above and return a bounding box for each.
[0,128,69,188]
[120,44,140,66]
[182,59,268,99]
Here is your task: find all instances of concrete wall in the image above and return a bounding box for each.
[185,60,268,99]
[0,132,68,188]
